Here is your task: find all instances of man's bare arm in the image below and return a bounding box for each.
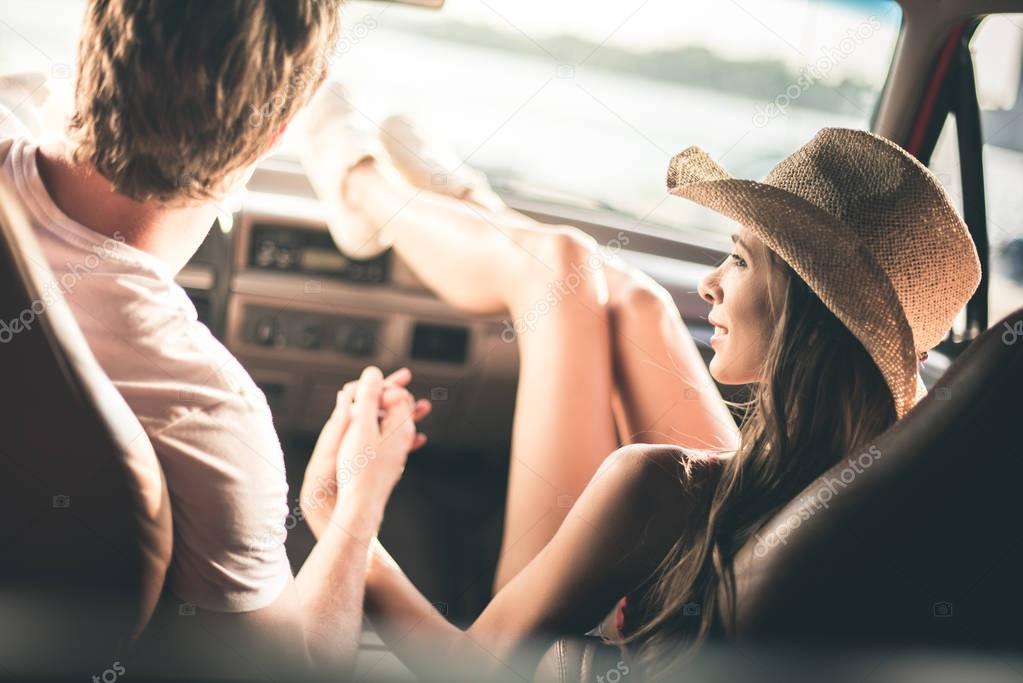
[185,367,418,675]
[292,489,387,669]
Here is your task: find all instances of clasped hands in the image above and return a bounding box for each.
[299,366,431,540]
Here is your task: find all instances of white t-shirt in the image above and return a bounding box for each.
[0,136,293,613]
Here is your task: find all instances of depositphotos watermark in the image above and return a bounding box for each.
[247,15,379,129]
[247,498,306,556]
[500,232,630,343]
[264,446,382,553]
[0,232,125,344]
[752,444,882,557]
[1002,319,1023,345]
[752,15,881,128]
[91,661,125,683]
[253,446,381,552]
[596,659,631,683]
[298,445,382,515]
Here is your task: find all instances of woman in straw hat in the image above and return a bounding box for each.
[298,88,981,678]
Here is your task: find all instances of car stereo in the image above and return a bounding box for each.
[248,221,390,284]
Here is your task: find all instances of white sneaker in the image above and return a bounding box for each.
[379,114,506,213]
[299,82,394,260]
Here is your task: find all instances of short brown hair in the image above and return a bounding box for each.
[68,0,342,203]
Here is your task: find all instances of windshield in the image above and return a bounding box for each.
[304,0,904,242]
[1,0,904,243]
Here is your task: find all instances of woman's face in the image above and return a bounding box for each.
[697,227,784,385]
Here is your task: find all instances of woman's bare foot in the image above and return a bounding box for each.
[299,82,407,259]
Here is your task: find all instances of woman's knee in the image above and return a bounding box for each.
[513,226,609,311]
[608,265,678,325]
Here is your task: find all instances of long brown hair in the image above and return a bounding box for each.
[623,252,897,678]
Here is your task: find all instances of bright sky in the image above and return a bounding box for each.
[366,0,904,81]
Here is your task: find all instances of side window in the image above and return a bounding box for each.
[930,15,1023,326]
[928,117,969,338]
[975,16,1023,323]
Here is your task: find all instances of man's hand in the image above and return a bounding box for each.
[300,366,430,538]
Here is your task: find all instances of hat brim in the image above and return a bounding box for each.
[668,147,919,418]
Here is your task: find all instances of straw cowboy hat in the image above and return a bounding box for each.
[667,128,981,418]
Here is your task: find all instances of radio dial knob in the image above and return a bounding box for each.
[298,323,321,350]
[253,316,279,346]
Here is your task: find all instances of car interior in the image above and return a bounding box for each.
[0,0,1021,681]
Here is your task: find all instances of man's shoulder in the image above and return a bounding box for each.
[54,267,269,435]
[13,157,275,439]
[104,305,270,435]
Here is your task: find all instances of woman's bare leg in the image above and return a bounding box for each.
[460,203,740,450]
[604,259,741,451]
[347,161,620,592]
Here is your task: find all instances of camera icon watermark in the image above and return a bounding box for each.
[934,387,951,401]
[933,601,953,618]
[557,494,575,509]
[178,602,197,617]
[52,494,71,509]
[430,387,448,401]
[556,64,575,80]
[174,170,198,191]
[682,602,701,617]
[51,63,72,80]
[303,280,322,294]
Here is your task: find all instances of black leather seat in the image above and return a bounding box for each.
[536,305,1023,681]
[0,163,173,670]
[731,304,1023,648]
